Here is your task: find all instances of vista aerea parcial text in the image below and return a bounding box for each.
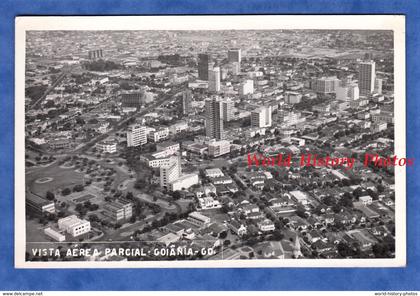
[247,153,414,170]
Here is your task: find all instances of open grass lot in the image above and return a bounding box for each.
[27,163,84,196]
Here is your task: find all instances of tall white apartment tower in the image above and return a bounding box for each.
[251,106,272,128]
[221,98,234,122]
[160,156,181,189]
[208,67,221,93]
[127,124,147,147]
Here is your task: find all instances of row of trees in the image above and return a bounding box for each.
[61,184,85,196]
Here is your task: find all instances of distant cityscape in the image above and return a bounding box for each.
[24,30,396,262]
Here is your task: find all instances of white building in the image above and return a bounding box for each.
[251,106,272,128]
[198,196,221,210]
[336,84,359,101]
[208,67,221,93]
[239,80,254,96]
[374,78,383,94]
[44,227,65,242]
[205,168,224,178]
[127,124,147,147]
[221,98,234,122]
[188,211,211,227]
[284,91,302,104]
[58,215,91,237]
[311,77,340,94]
[169,173,199,191]
[359,195,373,205]
[142,155,173,168]
[169,121,188,134]
[156,141,180,156]
[230,62,240,75]
[148,127,169,142]
[208,140,231,157]
[289,190,309,205]
[96,140,117,153]
[258,219,275,232]
[159,156,181,189]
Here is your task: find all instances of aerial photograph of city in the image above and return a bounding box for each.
[22,29,397,264]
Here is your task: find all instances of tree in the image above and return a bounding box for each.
[171,190,182,200]
[272,230,284,240]
[223,240,231,247]
[73,184,84,192]
[337,242,355,258]
[372,243,390,258]
[219,231,228,239]
[45,191,55,201]
[88,214,99,222]
[62,188,71,196]
[295,206,307,218]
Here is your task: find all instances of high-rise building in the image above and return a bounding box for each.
[88,49,103,60]
[228,48,241,63]
[239,80,254,96]
[374,78,383,94]
[205,97,224,140]
[228,48,241,70]
[121,92,145,109]
[198,53,212,80]
[127,124,147,147]
[311,77,340,94]
[208,67,221,93]
[221,98,234,122]
[336,82,360,101]
[160,156,181,189]
[181,89,192,115]
[230,62,240,75]
[358,61,376,95]
[251,106,272,128]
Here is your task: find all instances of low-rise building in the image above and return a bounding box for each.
[359,195,373,205]
[156,141,180,156]
[96,140,117,153]
[228,220,247,237]
[198,196,221,210]
[258,219,275,232]
[371,122,387,133]
[169,173,199,191]
[44,227,65,242]
[26,192,55,215]
[284,91,302,104]
[58,215,91,237]
[148,127,169,142]
[103,199,133,222]
[205,168,224,178]
[208,140,230,157]
[289,190,309,205]
[187,211,211,227]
